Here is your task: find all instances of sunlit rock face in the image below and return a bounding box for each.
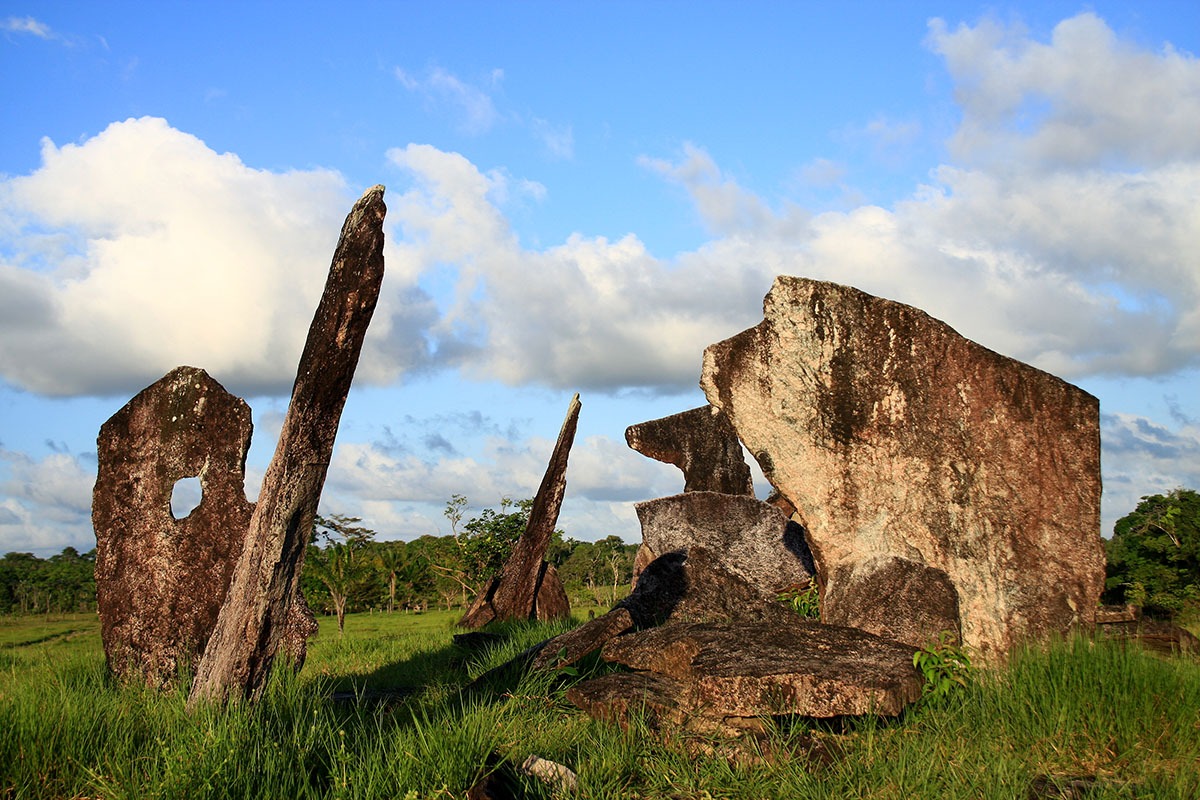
[701,276,1105,658]
[93,366,254,687]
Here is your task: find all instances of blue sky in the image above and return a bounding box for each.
[2,2,1198,556]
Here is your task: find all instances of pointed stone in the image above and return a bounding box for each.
[188,186,387,707]
[460,394,580,628]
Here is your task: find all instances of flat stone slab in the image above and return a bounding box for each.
[600,620,923,719]
[565,671,687,731]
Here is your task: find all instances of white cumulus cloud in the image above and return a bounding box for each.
[0,117,438,397]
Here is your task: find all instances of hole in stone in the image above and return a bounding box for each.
[170,475,203,520]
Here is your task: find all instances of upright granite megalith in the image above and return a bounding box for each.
[701,276,1105,658]
[188,185,387,707]
[93,366,317,687]
[93,366,254,687]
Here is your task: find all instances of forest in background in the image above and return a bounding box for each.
[5,489,1198,629]
[0,497,637,620]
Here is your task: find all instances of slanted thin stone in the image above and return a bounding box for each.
[460,394,580,627]
[188,185,387,707]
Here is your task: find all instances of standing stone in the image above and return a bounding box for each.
[701,276,1105,659]
[632,492,814,595]
[625,405,753,495]
[188,185,387,707]
[460,394,580,628]
[94,367,253,687]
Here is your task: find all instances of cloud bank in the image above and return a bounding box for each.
[2,13,1198,553]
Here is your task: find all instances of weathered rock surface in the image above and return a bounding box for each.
[94,366,319,688]
[93,366,253,687]
[569,620,922,732]
[566,671,687,730]
[625,405,752,495]
[530,547,800,673]
[822,555,961,648]
[701,276,1105,658]
[460,394,580,628]
[188,185,387,707]
[530,607,635,671]
[533,563,571,621]
[632,492,814,595]
[622,546,802,630]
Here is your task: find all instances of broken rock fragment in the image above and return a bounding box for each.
[625,405,752,495]
[633,491,814,596]
[822,555,961,648]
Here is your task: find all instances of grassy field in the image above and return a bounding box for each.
[2,609,1199,799]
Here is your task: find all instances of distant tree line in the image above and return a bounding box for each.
[0,498,638,626]
[18,487,1193,625]
[299,500,638,633]
[0,547,96,615]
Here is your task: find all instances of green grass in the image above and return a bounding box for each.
[2,611,1198,799]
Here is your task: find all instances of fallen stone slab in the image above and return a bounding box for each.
[565,670,688,731]
[701,276,1105,659]
[633,491,814,597]
[530,607,635,671]
[600,620,923,719]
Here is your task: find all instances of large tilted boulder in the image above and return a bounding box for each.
[633,491,814,594]
[701,276,1106,657]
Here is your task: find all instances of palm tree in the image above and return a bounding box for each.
[376,544,404,613]
[307,544,360,634]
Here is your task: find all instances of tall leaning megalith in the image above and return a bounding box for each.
[701,276,1105,658]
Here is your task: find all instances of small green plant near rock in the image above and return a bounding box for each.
[912,630,975,700]
[778,582,821,619]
